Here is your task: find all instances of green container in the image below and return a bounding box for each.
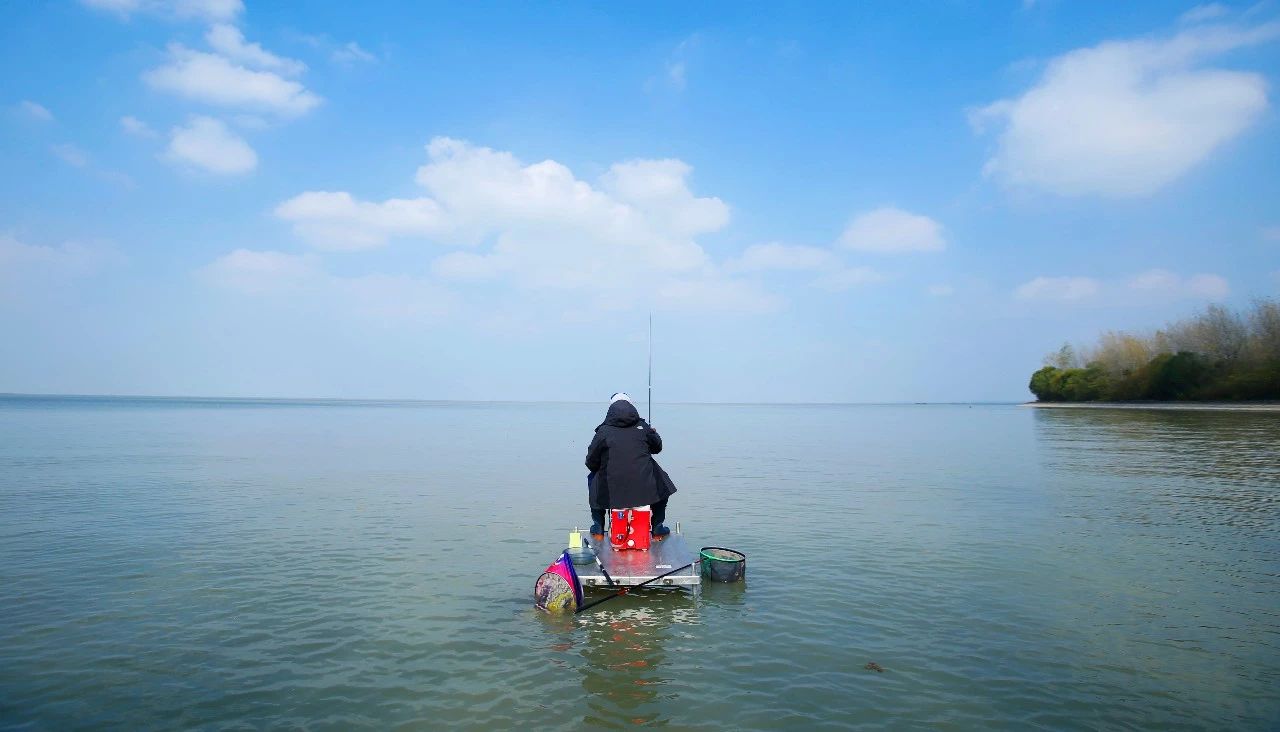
[699,547,746,582]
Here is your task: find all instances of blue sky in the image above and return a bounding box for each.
[2,0,1278,402]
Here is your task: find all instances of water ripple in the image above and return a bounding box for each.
[1,400,1277,729]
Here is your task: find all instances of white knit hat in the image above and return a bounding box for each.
[610,392,633,404]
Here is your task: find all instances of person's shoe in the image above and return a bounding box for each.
[652,524,670,537]
[589,523,604,537]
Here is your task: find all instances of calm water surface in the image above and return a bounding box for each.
[1,397,1278,730]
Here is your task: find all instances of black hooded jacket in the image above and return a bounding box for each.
[585,399,677,510]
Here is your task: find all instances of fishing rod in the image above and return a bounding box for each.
[575,561,693,614]
[646,314,652,422]
[582,536,615,587]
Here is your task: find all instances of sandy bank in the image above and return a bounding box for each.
[1022,401,1280,412]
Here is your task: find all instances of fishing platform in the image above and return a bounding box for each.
[577,528,700,589]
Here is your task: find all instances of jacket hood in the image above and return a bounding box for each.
[603,398,641,427]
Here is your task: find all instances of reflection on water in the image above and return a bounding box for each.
[580,607,675,727]
[534,585,746,727]
[2,398,1278,729]
[1028,407,1280,728]
[1034,408,1280,534]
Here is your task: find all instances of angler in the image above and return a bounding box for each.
[584,392,677,539]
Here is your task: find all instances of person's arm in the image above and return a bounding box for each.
[645,424,663,454]
[585,430,607,471]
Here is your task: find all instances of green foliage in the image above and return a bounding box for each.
[1028,366,1060,401]
[1027,299,1280,402]
[1143,352,1209,400]
[1028,364,1109,401]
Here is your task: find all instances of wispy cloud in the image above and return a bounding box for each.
[47,143,134,187]
[17,100,54,122]
[1180,4,1229,25]
[206,24,307,76]
[1015,276,1102,302]
[288,32,379,67]
[814,266,885,291]
[120,115,158,138]
[50,143,90,168]
[1127,268,1229,298]
[0,233,120,283]
[144,43,322,117]
[729,243,838,272]
[332,41,376,66]
[647,35,697,93]
[1017,270,1230,303]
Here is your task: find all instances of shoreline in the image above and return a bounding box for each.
[1022,401,1280,412]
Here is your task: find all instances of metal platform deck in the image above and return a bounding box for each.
[576,531,700,589]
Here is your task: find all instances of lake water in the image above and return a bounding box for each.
[1,397,1278,730]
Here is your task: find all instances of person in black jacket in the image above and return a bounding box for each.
[585,392,677,538]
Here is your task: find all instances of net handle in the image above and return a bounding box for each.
[584,541,615,586]
[574,562,692,614]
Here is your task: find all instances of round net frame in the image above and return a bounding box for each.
[534,571,577,612]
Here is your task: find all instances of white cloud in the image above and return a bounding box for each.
[973,22,1279,197]
[815,266,885,291]
[120,115,158,138]
[165,116,257,175]
[1015,276,1102,302]
[276,138,773,313]
[18,100,53,122]
[81,0,243,22]
[144,44,321,117]
[1128,268,1229,298]
[730,243,837,272]
[275,192,444,251]
[599,159,730,237]
[838,207,945,253]
[51,143,89,168]
[927,284,955,297]
[332,42,376,66]
[206,24,306,76]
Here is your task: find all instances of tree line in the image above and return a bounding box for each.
[1029,299,1280,402]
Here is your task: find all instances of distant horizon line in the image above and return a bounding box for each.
[0,392,1026,407]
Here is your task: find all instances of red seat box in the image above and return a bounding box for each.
[608,508,651,551]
